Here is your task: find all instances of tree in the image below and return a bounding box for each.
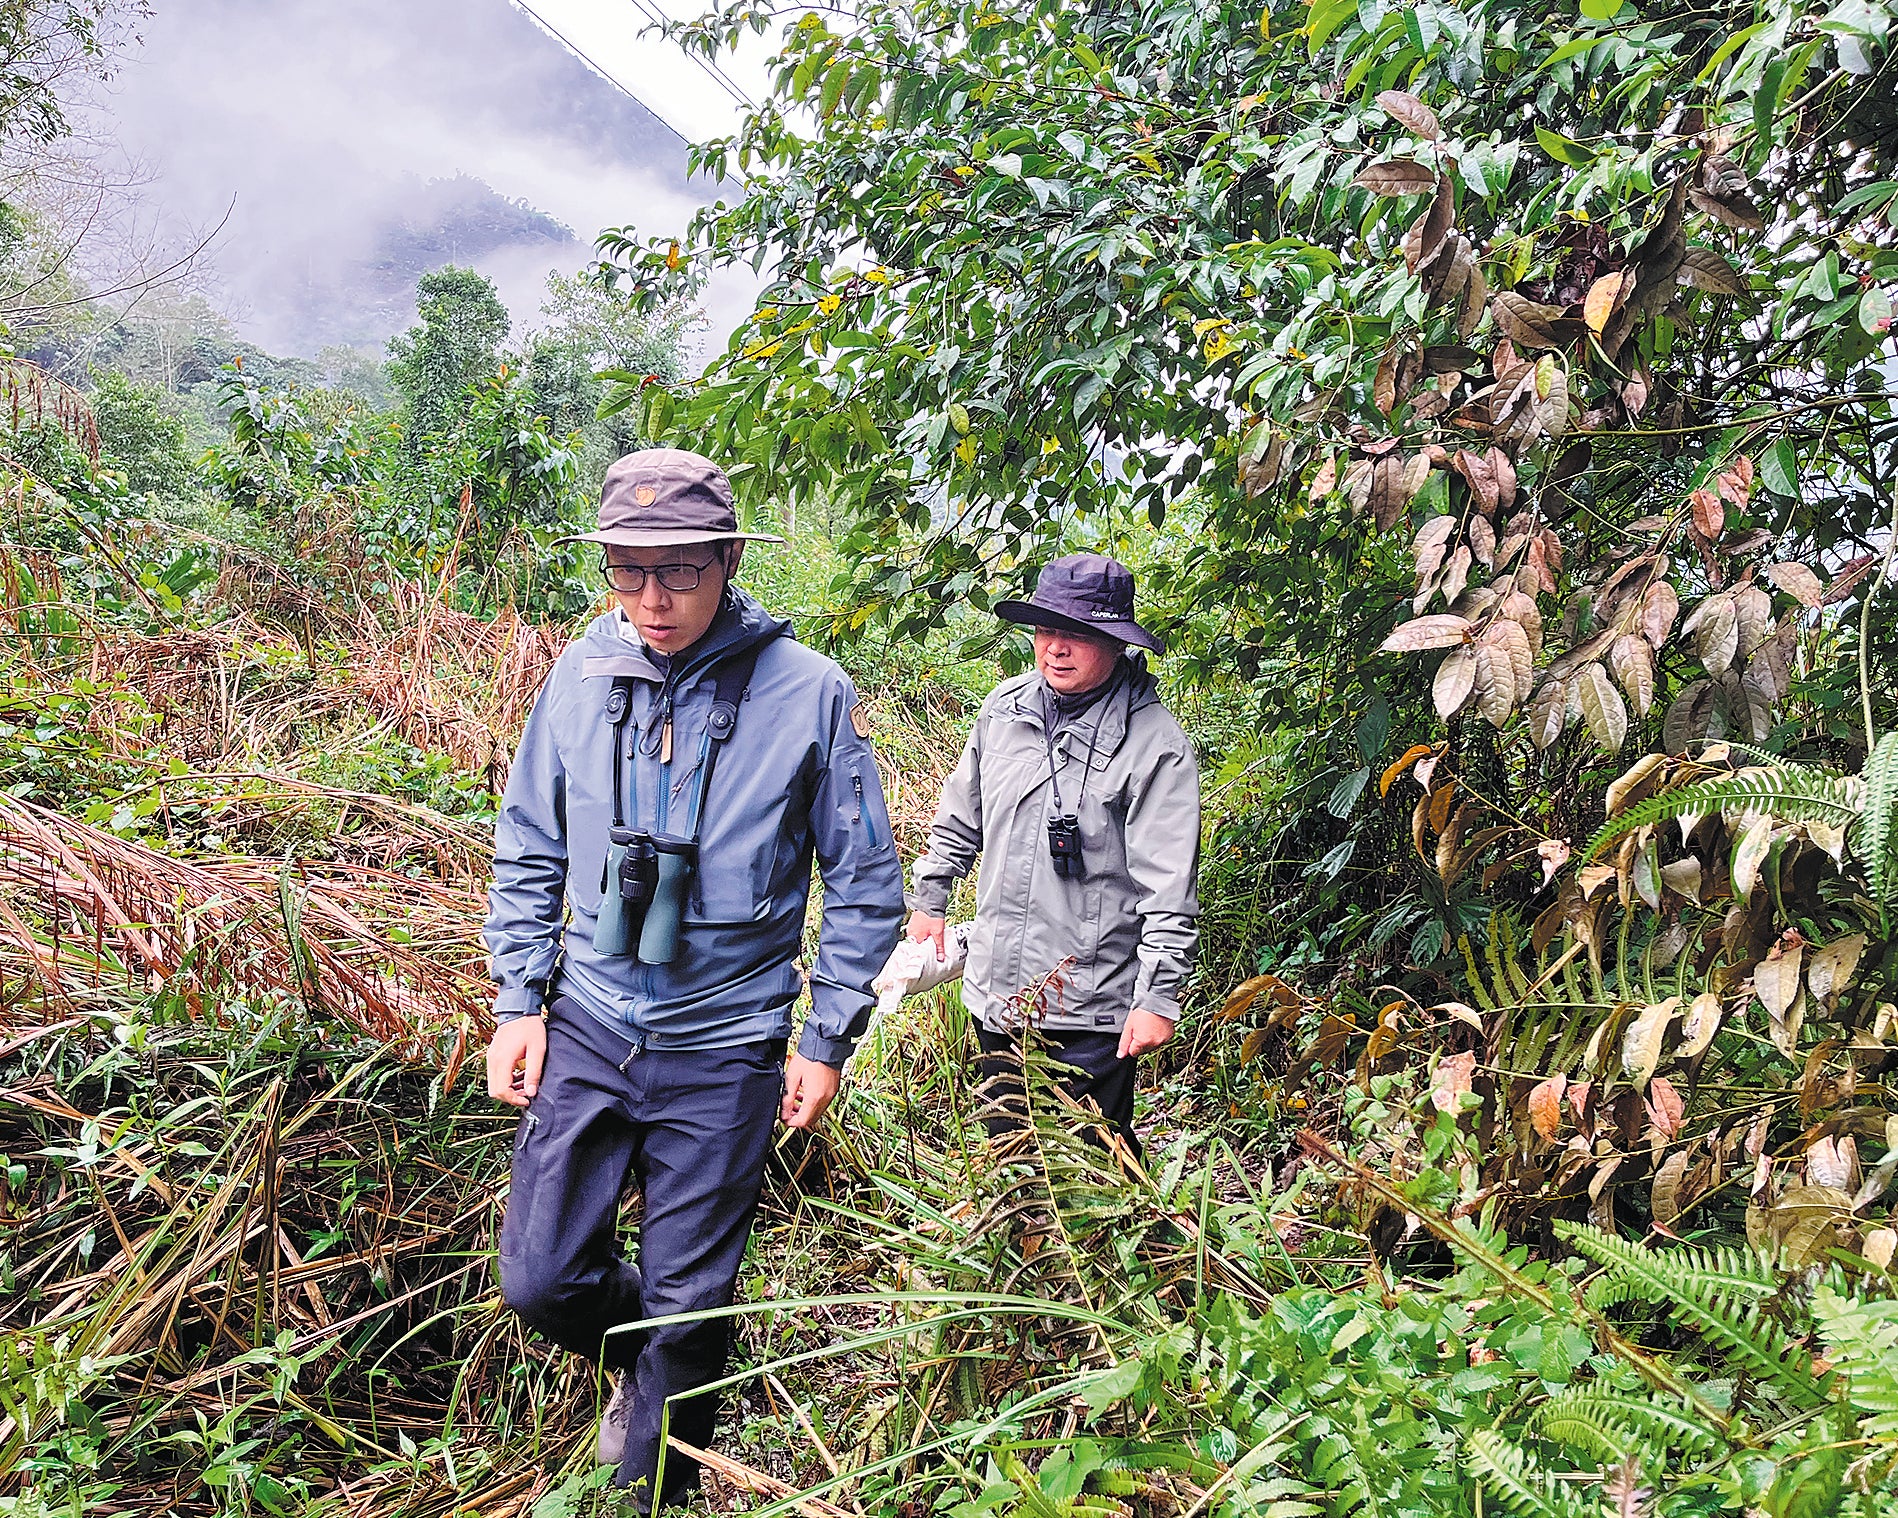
[523,268,695,481]
[386,265,509,449]
[90,368,192,501]
[600,0,1894,718]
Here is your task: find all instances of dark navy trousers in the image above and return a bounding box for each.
[974,1024,1141,1158]
[499,997,783,1508]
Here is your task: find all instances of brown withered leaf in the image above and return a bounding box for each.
[1733,583,1772,660]
[1536,364,1571,440]
[1370,453,1408,531]
[1529,1074,1567,1142]
[1306,455,1337,503]
[1583,269,1632,333]
[1424,344,1482,373]
[1621,370,1651,416]
[1379,742,1437,797]
[1687,592,1738,674]
[1605,752,1670,816]
[1647,1075,1685,1140]
[1663,678,1714,754]
[1689,487,1724,542]
[1430,1049,1476,1113]
[1766,561,1824,608]
[1439,543,1473,605]
[1755,931,1805,1019]
[1453,448,1500,514]
[1490,290,1568,350]
[1374,350,1399,415]
[1577,661,1628,752]
[1640,581,1680,649]
[1382,613,1473,652]
[1427,641,1472,717]
[1689,185,1764,230]
[1716,454,1754,507]
[1807,932,1866,1006]
[1354,158,1439,196]
[1473,643,1517,726]
[1428,779,1458,833]
[1528,677,1567,749]
[1458,258,1488,341]
[1609,633,1655,718]
[1680,245,1748,296]
[1413,512,1456,586]
[1377,88,1441,141]
[1484,616,1534,694]
[1702,153,1750,201]
[1487,447,1517,513]
[1406,174,1456,274]
[1502,589,1542,654]
[1468,513,1496,568]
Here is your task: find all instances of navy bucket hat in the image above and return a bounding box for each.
[994,552,1163,653]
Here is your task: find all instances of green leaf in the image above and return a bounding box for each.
[1761,438,1800,497]
[1534,126,1596,165]
[1579,0,1624,20]
[1859,285,1893,335]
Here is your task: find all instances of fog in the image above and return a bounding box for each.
[89,0,724,356]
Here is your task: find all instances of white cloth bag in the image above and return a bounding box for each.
[871,923,972,1016]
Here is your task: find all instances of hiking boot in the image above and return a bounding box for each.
[596,1372,637,1466]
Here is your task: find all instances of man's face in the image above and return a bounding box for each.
[605,542,743,655]
[1033,626,1123,696]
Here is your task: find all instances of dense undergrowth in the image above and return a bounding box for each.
[5,376,1898,1518]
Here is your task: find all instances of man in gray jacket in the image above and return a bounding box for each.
[484,449,903,1510]
[906,553,1200,1155]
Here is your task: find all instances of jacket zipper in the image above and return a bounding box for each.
[853,771,879,849]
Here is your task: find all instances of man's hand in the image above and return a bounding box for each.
[906,910,948,961]
[780,1054,841,1129]
[1118,1007,1176,1061]
[486,1017,547,1108]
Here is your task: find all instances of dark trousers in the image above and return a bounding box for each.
[975,1024,1140,1158]
[499,998,783,1508]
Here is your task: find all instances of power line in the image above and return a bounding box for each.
[512,0,751,134]
[619,0,754,109]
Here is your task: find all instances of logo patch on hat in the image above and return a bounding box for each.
[632,484,658,508]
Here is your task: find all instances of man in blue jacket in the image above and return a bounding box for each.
[483,448,904,1511]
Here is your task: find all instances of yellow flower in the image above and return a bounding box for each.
[864,267,891,284]
[818,294,843,316]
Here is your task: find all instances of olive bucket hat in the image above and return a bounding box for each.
[559,448,785,549]
[994,552,1163,653]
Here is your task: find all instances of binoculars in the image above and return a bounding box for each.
[594,826,698,963]
[1046,813,1084,879]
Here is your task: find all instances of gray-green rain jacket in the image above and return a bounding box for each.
[908,659,1201,1033]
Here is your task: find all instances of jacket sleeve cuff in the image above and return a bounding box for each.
[1134,995,1182,1022]
[797,1027,856,1067]
[905,883,951,916]
[493,985,546,1020]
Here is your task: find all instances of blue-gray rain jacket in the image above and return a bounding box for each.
[484,590,905,1065]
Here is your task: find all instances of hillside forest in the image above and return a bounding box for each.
[4,0,1898,1515]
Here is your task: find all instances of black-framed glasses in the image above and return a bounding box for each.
[599,556,717,594]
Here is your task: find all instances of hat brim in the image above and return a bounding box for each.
[558,527,785,548]
[994,598,1164,653]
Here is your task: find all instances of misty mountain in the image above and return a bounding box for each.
[93,0,700,356]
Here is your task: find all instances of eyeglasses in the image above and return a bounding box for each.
[599,556,718,593]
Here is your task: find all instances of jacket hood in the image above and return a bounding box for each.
[576,587,794,685]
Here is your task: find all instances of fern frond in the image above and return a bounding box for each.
[1464,1430,1595,1518]
[1528,1387,1725,1460]
[1582,1238,1777,1312]
[1814,1284,1898,1441]
[1586,768,1862,861]
[1556,1222,1825,1405]
[1861,732,1898,910]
